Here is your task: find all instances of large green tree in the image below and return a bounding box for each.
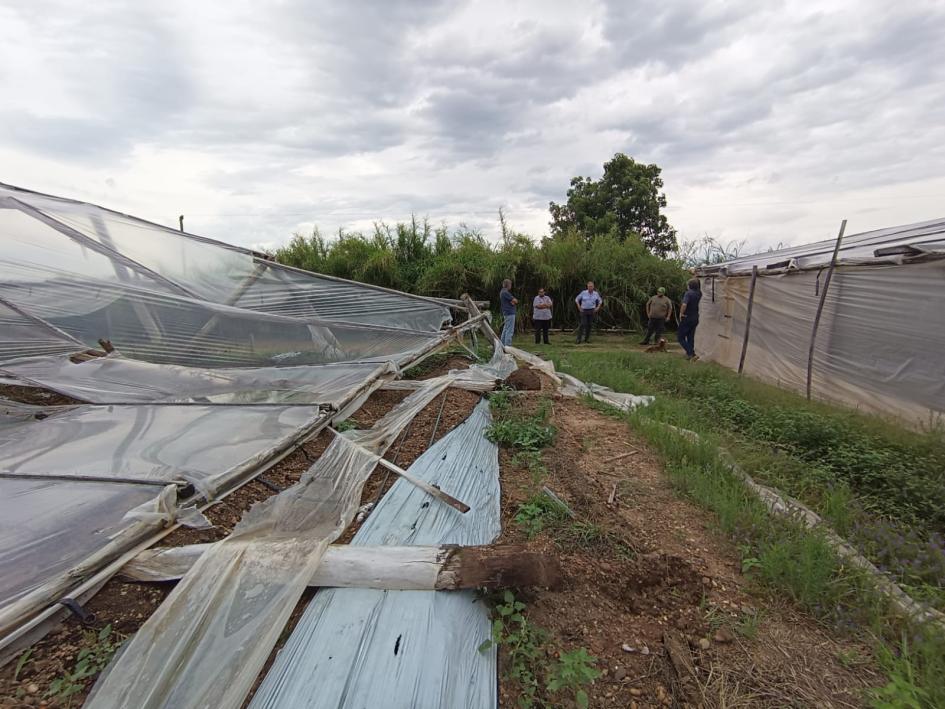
[549,153,678,257]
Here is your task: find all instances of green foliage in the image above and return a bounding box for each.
[517,336,945,706]
[480,591,598,709]
[486,393,557,452]
[486,418,556,451]
[13,648,32,682]
[514,495,570,539]
[479,590,548,708]
[45,624,123,706]
[333,418,358,432]
[275,216,687,331]
[546,648,601,709]
[549,153,678,256]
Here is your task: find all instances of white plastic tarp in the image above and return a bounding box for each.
[698,260,945,425]
[251,398,499,709]
[86,374,460,709]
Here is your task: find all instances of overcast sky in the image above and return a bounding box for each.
[2,0,944,254]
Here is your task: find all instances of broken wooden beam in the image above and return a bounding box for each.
[120,543,561,590]
[328,427,471,513]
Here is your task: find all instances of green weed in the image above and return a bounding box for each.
[514,495,569,539]
[480,591,599,708]
[45,624,123,707]
[546,648,601,709]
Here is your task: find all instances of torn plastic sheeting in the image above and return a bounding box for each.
[0,355,384,405]
[0,298,83,363]
[250,398,499,709]
[0,403,323,611]
[86,373,458,709]
[505,346,654,411]
[120,484,212,530]
[0,478,157,609]
[1,183,451,333]
[0,403,321,487]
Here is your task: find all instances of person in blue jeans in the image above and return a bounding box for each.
[677,278,702,360]
[499,279,518,346]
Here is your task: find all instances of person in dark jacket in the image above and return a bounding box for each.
[677,278,702,360]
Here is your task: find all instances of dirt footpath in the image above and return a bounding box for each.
[497,393,881,708]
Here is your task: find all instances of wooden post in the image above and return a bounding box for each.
[121,543,562,590]
[461,293,501,347]
[327,428,471,513]
[737,265,759,375]
[806,220,846,400]
[179,215,184,232]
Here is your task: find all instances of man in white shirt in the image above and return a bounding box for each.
[532,287,553,344]
[574,281,603,344]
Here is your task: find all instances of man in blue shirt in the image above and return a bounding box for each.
[574,281,603,344]
[499,279,518,346]
[677,278,702,360]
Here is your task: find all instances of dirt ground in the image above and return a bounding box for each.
[0,355,882,708]
[0,369,484,709]
[496,389,882,708]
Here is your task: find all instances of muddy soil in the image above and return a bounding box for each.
[495,392,882,708]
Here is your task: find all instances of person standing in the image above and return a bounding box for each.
[499,278,518,346]
[574,281,603,344]
[677,278,702,360]
[532,287,553,344]
[640,287,673,345]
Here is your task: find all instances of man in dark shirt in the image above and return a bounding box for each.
[677,278,702,360]
[499,279,518,346]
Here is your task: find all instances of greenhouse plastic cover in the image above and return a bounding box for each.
[699,217,945,276]
[696,259,945,426]
[0,182,463,640]
[250,398,499,709]
[85,372,478,709]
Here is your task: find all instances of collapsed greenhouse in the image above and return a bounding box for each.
[0,182,647,708]
[695,218,945,428]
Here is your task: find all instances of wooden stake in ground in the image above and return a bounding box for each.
[806,219,846,399]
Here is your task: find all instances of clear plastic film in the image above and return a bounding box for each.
[0,183,451,332]
[1,355,384,406]
[85,374,459,709]
[250,398,499,709]
[698,260,945,426]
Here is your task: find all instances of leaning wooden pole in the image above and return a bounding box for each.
[805,219,846,400]
[737,265,759,375]
[461,293,501,347]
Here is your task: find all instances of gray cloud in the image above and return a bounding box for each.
[1,0,943,251]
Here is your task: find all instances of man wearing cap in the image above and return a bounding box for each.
[640,287,673,346]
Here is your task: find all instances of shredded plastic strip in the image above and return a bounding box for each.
[86,373,462,709]
[250,398,499,709]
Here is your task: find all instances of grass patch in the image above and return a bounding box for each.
[511,334,945,706]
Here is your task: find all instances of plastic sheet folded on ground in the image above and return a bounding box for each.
[505,346,654,411]
[250,398,499,709]
[85,373,463,709]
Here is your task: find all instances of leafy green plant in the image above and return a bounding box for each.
[479,591,547,708]
[333,418,358,432]
[486,417,556,451]
[514,495,569,539]
[45,624,123,706]
[546,648,601,709]
[12,647,32,681]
